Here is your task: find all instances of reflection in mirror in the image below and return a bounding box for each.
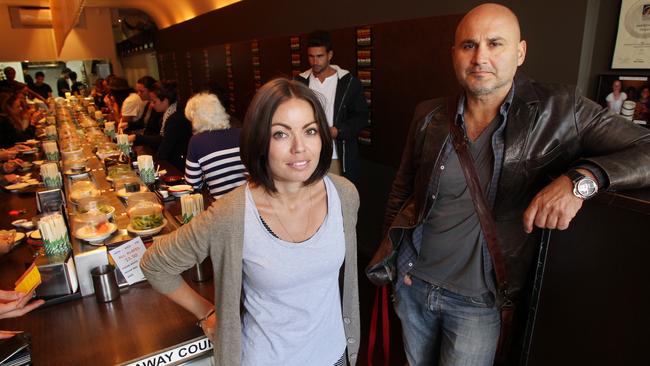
[0,59,112,99]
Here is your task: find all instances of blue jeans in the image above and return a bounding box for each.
[394,276,500,366]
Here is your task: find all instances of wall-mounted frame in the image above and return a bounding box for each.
[596,74,650,126]
[612,0,650,69]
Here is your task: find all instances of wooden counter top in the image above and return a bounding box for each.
[0,145,216,365]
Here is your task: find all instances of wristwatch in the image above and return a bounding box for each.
[565,169,598,199]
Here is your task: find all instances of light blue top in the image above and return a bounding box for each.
[242,176,346,366]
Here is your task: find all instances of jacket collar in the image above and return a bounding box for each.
[513,72,539,105]
[299,64,350,80]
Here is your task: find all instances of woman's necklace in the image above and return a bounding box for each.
[264,186,312,243]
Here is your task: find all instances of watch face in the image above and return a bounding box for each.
[577,178,598,197]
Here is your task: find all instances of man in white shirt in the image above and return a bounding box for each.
[109,77,145,132]
[295,30,369,185]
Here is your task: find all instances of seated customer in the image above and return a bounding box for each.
[130,81,191,171]
[0,286,44,339]
[121,76,162,136]
[0,231,45,339]
[184,93,246,199]
[0,92,36,148]
[91,78,107,109]
[0,147,17,161]
[108,77,145,130]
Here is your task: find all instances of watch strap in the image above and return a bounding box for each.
[565,169,584,183]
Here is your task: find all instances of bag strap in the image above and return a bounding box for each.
[447,97,515,363]
[446,98,510,299]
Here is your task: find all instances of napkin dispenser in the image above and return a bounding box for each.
[34,251,79,298]
[73,245,109,296]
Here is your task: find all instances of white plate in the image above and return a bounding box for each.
[70,190,101,203]
[127,218,167,237]
[170,190,192,197]
[29,230,41,240]
[11,219,35,230]
[65,168,91,176]
[75,223,117,244]
[13,232,26,243]
[116,186,148,199]
[168,185,193,197]
[61,149,83,156]
[18,163,34,172]
[5,183,30,191]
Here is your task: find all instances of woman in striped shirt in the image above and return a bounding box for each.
[184,92,247,198]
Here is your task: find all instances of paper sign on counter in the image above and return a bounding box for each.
[109,237,147,285]
[15,262,41,293]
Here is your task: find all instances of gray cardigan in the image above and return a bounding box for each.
[140,174,361,365]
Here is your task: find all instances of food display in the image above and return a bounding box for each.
[86,129,108,146]
[60,142,83,159]
[76,196,115,219]
[107,164,132,181]
[69,181,101,203]
[130,211,164,230]
[79,117,98,129]
[73,211,116,244]
[63,156,88,174]
[115,175,146,199]
[127,193,166,235]
[96,142,121,160]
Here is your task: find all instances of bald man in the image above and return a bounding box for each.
[369,3,650,365]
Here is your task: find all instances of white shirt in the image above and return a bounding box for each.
[241,177,346,366]
[606,92,627,114]
[309,71,339,159]
[121,93,146,119]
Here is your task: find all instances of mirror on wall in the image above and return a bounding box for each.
[0,59,112,98]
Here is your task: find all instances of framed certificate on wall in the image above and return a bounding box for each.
[612,0,650,69]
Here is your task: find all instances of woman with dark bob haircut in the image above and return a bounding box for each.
[141,78,361,366]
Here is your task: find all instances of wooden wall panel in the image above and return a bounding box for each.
[328,29,357,76]
[230,41,255,121]
[259,37,292,83]
[369,14,462,166]
[188,48,207,96]
[156,14,460,165]
[157,52,177,83]
[175,52,191,104]
[205,45,228,90]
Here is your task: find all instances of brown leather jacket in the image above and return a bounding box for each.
[373,73,650,302]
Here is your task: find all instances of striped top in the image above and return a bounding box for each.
[184,128,247,199]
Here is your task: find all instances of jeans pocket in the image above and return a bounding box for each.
[446,290,495,308]
[467,292,495,308]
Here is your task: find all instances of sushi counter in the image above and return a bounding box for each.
[0,98,215,365]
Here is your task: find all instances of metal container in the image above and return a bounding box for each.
[91,264,120,302]
[192,260,212,283]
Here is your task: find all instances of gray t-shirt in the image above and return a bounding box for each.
[411,118,499,297]
[241,176,347,366]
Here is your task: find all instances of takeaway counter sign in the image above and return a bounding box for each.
[120,337,213,366]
